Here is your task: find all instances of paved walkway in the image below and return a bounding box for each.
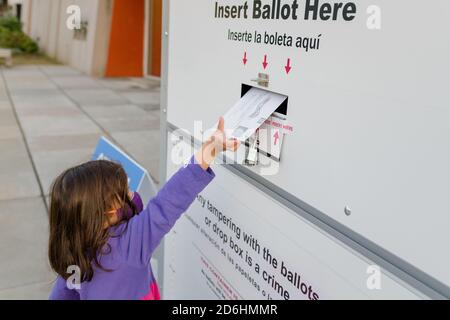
[0,65,161,299]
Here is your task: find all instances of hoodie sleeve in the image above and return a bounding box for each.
[116,156,215,267]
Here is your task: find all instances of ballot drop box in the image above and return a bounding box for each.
[158,0,450,299]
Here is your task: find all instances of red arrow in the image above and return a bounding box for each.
[285,58,292,74]
[273,130,280,146]
[243,52,247,65]
[262,55,268,69]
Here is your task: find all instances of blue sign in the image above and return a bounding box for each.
[92,137,146,192]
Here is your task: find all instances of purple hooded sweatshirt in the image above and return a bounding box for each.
[49,156,215,300]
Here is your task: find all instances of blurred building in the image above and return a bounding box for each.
[1,0,22,17]
[18,0,162,77]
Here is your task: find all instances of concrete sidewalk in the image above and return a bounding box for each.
[0,65,161,299]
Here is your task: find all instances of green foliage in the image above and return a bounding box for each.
[0,16,39,54]
[0,15,23,32]
[18,34,38,53]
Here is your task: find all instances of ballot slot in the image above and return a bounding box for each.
[241,84,288,116]
[241,84,289,164]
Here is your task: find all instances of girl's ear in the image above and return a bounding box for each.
[105,209,117,216]
[104,209,119,229]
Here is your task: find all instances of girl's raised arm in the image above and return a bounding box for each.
[114,118,238,267]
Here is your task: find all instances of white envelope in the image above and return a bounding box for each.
[222,87,287,142]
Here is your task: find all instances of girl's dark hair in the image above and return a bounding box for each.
[48,160,136,282]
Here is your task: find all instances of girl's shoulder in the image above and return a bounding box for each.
[108,221,130,240]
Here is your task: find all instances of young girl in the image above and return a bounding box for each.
[48,118,239,300]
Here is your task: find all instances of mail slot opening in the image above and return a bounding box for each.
[241,84,288,116]
[239,84,289,163]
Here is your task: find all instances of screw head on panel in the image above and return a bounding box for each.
[344,206,352,216]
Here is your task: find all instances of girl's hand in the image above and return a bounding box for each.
[195,117,240,170]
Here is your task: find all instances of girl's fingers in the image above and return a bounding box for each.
[217,117,225,132]
[213,116,239,152]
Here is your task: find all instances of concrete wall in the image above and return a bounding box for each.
[8,0,24,20]
[91,0,113,77]
[28,0,53,55]
[20,0,112,75]
[18,0,157,78]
